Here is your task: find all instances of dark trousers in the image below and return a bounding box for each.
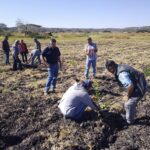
[4,51,10,64]
[13,56,22,71]
[21,52,27,63]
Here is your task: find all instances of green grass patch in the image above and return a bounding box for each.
[143,66,150,76]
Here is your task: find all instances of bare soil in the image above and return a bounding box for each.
[0,34,150,150]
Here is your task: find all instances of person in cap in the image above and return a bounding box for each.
[28,38,41,66]
[58,79,100,121]
[12,40,22,71]
[42,39,62,94]
[105,60,147,124]
[2,36,10,65]
[84,37,98,79]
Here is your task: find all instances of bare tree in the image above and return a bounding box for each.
[16,19,27,36]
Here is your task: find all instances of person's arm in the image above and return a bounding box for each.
[2,41,4,51]
[94,44,98,52]
[28,53,32,62]
[119,72,134,101]
[57,48,62,70]
[127,84,134,98]
[84,44,90,55]
[42,55,49,66]
[41,47,49,66]
[82,94,100,111]
[39,42,41,52]
[58,56,62,70]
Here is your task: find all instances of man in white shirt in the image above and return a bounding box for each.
[58,80,100,121]
[84,37,98,79]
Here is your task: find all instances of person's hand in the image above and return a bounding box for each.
[43,62,49,67]
[123,95,128,102]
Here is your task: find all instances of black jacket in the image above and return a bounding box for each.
[2,39,10,52]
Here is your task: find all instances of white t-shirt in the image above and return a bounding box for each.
[85,43,97,60]
[58,83,97,116]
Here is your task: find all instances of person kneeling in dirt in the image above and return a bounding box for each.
[105,60,148,125]
[42,39,62,94]
[28,38,41,66]
[58,79,100,121]
[12,40,22,71]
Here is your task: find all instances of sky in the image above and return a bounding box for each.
[0,0,150,28]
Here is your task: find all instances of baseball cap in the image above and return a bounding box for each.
[82,80,93,89]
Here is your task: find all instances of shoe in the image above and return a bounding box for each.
[127,120,135,125]
[44,91,49,96]
[121,113,126,120]
[49,88,55,92]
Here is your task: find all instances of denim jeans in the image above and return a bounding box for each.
[45,64,59,92]
[4,51,10,64]
[124,95,142,124]
[31,50,41,65]
[85,58,96,78]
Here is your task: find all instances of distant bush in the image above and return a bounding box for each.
[0,31,12,36]
[103,30,111,33]
[136,30,150,33]
[27,32,47,39]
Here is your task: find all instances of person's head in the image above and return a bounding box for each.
[50,38,56,47]
[34,38,37,43]
[82,79,93,92]
[14,40,20,46]
[21,39,24,43]
[105,60,117,74]
[87,37,92,45]
[5,36,8,40]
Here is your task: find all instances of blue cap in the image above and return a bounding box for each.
[82,80,92,89]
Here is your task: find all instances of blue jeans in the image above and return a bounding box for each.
[124,96,141,124]
[31,50,41,65]
[45,64,59,92]
[4,51,10,64]
[85,59,96,78]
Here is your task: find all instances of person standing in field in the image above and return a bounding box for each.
[2,36,10,65]
[28,38,41,66]
[42,39,62,95]
[84,37,98,79]
[105,60,147,125]
[12,40,22,71]
[19,40,28,63]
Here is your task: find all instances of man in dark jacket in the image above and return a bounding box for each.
[105,60,147,124]
[2,36,10,64]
